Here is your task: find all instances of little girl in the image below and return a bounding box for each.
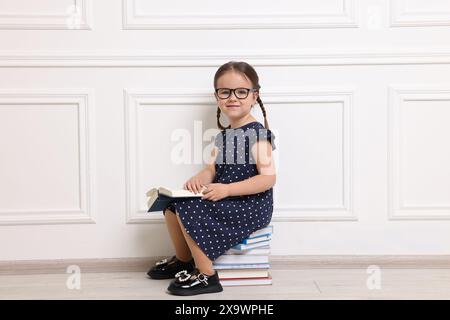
[148,61,277,296]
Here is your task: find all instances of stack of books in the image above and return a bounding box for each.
[213,225,273,286]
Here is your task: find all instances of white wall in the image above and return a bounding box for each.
[1,0,450,260]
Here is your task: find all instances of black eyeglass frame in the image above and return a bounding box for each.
[215,88,258,100]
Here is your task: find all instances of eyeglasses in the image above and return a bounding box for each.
[215,88,258,100]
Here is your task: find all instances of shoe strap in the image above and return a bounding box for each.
[197,273,209,286]
[189,269,210,285]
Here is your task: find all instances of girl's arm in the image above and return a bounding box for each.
[227,140,276,197]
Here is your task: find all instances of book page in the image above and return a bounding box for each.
[159,186,204,197]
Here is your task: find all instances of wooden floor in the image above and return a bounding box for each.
[1,267,450,299]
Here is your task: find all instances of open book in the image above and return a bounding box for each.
[146,186,206,212]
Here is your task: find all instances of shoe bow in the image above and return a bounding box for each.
[175,270,191,282]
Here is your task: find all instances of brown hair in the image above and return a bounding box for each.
[214,61,269,130]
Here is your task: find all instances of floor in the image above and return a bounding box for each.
[1,267,450,299]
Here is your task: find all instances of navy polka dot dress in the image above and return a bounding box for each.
[164,121,276,261]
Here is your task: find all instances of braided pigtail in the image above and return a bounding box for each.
[217,107,230,130]
[256,96,269,129]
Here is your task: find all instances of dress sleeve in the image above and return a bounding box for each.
[214,131,224,149]
[251,127,276,151]
[247,127,276,166]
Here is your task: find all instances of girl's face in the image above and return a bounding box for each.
[214,71,258,123]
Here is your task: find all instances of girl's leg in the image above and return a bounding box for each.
[164,209,192,262]
[176,214,215,276]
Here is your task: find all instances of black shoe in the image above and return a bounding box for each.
[167,268,223,296]
[147,256,195,279]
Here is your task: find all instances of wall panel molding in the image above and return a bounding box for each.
[124,89,215,224]
[122,0,358,30]
[124,87,356,224]
[3,49,450,67]
[388,85,450,220]
[390,0,450,27]
[268,88,356,222]
[0,89,96,225]
[0,0,92,30]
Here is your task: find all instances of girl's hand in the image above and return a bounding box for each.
[201,183,230,202]
[183,176,206,195]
